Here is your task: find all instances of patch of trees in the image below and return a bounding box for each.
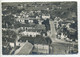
[2,30,17,43]
[42,19,50,31]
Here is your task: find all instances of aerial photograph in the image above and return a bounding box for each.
[2,2,78,55]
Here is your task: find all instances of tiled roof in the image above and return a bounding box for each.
[19,36,47,45]
[35,24,46,30]
[15,24,46,30]
[16,42,33,55]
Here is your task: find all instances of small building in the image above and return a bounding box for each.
[28,20,33,23]
[60,33,65,39]
[16,17,38,24]
[42,14,50,19]
[17,4,24,9]
[9,42,14,48]
[16,18,25,24]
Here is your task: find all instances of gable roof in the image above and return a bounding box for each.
[15,42,33,55]
[19,36,47,45]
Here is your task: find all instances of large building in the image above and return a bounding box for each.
[15,41,33,55]
[20,31,40,37]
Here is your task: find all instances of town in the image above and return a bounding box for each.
[2,2,78,55]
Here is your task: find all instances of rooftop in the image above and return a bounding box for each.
[16,17,40,20]
[15,41,33,55]
[18,35,48,45]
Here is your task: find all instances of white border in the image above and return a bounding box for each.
[0,0,80,57]
[0,0,79,2]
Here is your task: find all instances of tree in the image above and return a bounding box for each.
[2,15,15,28]
[42,19,50,31]
[45,37,52,45]
[2,30,17,49]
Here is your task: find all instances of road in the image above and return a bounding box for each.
[49,20,56,42]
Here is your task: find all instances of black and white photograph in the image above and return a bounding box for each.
[2,2,78,55]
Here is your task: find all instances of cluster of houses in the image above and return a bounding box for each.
[53,16,77,42]
[2,3,78,55]
[2,3,52,55]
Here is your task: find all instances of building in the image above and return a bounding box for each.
[54,17,63,29]
[31,36,50,54]
[42,14,50,19]
[18,24,46,33]
[15,41,33,55]
[18,35,50,54]
[16,17,40,24]
[33,44,49,54]
[20,31,40,37]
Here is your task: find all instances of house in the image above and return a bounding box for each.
[66,23,71,28]
[17,4,24,9]
[12,14,17,17]
[75,39,78,43]
[67,27,76,33]
[28,20,33,23]
[60,33,65,39]
[20,31,40,37]
[42,14,50,19]
[38,20,43,25]
[54,20,59,29]
[36,16,40,19]
[9,42,14,47]
[16,17,38,24]
[18,24,46,32]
